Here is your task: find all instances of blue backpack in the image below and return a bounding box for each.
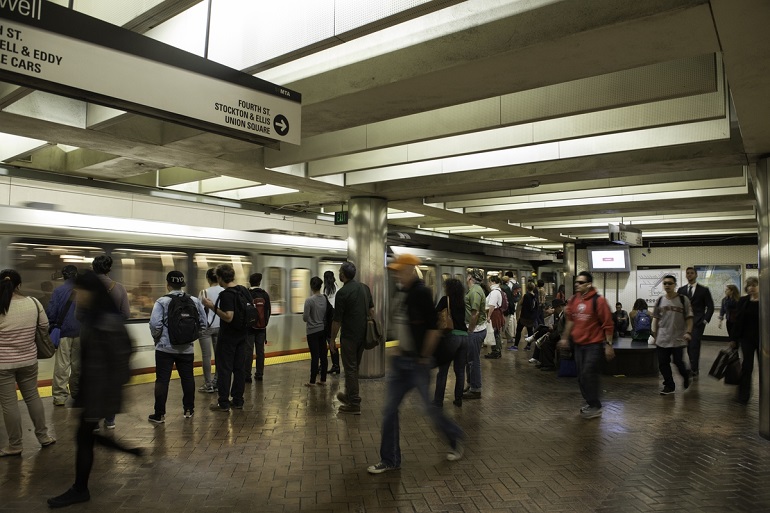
[634,309,652,331]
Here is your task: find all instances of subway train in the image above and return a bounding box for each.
[0,205,547,378]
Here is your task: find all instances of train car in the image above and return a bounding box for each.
[0,205,551,379]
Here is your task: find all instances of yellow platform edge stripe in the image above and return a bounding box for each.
[26,340,400,400]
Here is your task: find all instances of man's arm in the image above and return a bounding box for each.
[330,320,341,342]
[704,288,715,323]
[149,300,164,340]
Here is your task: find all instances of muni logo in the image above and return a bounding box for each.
[0,0,42,20]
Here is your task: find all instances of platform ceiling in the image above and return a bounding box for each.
[1,0,769,251]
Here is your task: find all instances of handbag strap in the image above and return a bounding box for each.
[29,296,44,328]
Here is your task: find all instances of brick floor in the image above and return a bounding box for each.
[1,342,769,512]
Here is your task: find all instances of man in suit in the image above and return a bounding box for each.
[677,267,714,378]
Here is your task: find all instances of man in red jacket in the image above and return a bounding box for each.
[558,271,614,419]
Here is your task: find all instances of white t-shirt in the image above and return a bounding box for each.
[486,286,503,309]
[199,285,224,329]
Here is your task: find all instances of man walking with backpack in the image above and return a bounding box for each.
[652,275,693,395]
[244,273,271,383]
[558,272,614,419]
[148,271,206,423]
[201,264,255,412]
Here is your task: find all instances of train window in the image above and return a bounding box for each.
[112,248,189,319]
[418,265,437,299]
[441,273,450,283]
[193,253,253,296]
[290,268,311,314]
[9,242,105,310]
[454,273,464,283]
[264,267,286,315]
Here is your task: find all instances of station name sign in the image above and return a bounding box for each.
[0,0,301,145]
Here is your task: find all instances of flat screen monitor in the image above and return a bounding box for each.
[587,246,631,272]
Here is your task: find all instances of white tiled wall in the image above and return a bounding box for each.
[577,245,758,338]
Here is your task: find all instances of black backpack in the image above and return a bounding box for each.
[218,286,258,331]
[164,293,200,346]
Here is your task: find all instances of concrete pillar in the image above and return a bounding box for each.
[564,242,577,288]
[749,161,770,439]
[347,196,387,378]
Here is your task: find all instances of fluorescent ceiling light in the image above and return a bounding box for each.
[387,211,424,219]
[0,133,47,161]
[211,185,298,200]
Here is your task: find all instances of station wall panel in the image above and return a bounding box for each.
[577,245,758,339]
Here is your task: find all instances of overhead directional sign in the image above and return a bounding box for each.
[0,1,301,145]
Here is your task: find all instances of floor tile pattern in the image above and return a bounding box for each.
[1,342,768,512]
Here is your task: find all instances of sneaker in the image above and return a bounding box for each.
[507,345,518,351]
[338,404,361,415]
[367,461,400,474]
[47,487,91,508]
[483,352,501,359]
[231,403,244,410]
[528,358,538,364]
[209,403,230,412]
[148,414,165,424]
[579,404,591,413]
[461,390,481,400]
[52,399,66,406]
[660,386,675,395]
[198,384,215,393]
[184,409,194,419]
[336,391,350,405]
[40,435,56,448]
[524,335,534,344]
[683,373,691,391]
[0,447,22,457]
[580,406,603,419]
[452,399,462,407]
[104,419,116,430]
[447,440,464,461]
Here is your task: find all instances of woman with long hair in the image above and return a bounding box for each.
[433,278,468,408]
[718,284,741,338]
[630,298,652,341]
[48,272,140,508]
[323,270,340,375]
[0,269,55,457]
[731,277,759,404]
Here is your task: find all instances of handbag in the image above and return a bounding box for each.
[723,355,742,385]
[365,315,384,350]
[709,348,740,380]
[31,297,56,359]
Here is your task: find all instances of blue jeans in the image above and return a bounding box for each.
[466,329,485,391]
[380,356,464,467]
[575,342,605,408]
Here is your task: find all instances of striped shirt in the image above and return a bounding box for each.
[0,296,49,369]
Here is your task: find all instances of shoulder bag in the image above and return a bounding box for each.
[363,284,383,350]
[437,296,453,331]
[31,297,56,359]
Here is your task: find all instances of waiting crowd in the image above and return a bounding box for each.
[0,255,761,506]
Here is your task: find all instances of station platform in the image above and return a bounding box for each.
[1,342,768,513]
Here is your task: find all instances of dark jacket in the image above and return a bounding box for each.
[74,313,132,419]
[45,280,80,337]
[677,283,714,325]
[399,279,438,357]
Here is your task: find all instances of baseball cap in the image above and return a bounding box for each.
[387,254,421,271]
[166,271,186,286]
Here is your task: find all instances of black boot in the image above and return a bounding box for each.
[328,352,341,374]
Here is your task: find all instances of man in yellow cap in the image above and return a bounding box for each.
[367,254,464,474]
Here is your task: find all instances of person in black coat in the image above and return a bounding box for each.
[730,277,759,404]
[48,272,140,509]
[677,267,714,377]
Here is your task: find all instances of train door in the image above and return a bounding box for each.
[260,255,316,353]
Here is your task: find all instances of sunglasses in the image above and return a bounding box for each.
[662,282,675,285]
[574,281,588,285]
